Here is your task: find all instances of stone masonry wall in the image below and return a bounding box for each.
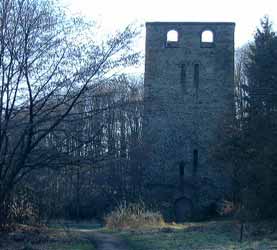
[143,22,235,220]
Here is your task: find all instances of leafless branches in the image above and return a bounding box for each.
[0,0,139,224]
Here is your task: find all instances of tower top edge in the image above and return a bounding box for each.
[146,22,235,26]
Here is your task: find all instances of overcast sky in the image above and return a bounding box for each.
[62,0,277,48]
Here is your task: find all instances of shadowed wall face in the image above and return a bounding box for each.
[143,22,235,218]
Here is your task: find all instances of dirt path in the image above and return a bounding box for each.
[90,232,130,250]
[0,223,130,250]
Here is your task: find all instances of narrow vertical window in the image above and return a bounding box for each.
[194,64,199,100]
[179,161,185,193]
[193,149,198,175]
[179,161,185,177]
[180,64,186,94]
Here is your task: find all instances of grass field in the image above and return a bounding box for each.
[116,220,277,250]
[35,242,95,250]
[1,220,277,250]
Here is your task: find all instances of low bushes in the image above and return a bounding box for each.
[105,202,165,230]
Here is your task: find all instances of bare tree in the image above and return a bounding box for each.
[0,0,139,225]
[21,74,144,221]
[234,45,249,128]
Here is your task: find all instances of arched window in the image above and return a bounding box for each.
[167,30,178,42]
[201,30,214,43]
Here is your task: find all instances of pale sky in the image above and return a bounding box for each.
[61,0,277,48]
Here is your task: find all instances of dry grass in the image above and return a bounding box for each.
[105,202,165,230]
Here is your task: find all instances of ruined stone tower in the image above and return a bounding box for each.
[143,22,235,221]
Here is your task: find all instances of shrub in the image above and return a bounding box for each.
[105,202,165,230]
[8,187,38,225]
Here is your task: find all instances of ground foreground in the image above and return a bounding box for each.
[1,220,277,250]
[116,220,277,250]
[0,223,97,250]
[0,222,129,250]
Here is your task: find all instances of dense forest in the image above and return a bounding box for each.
[223,16,277,221]
[1,0,277,229]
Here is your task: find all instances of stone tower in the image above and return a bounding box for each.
[143,22,235,221]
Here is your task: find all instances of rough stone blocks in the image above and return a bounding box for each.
[143,22,235,221]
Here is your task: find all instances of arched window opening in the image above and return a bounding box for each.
[167,30,178,42]
[201,30,214,43]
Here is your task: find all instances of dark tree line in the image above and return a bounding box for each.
[219,16,277,221]
[31,75,145,221]
[4,74,145,224]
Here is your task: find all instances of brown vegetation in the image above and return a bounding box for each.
[105,202,165,230]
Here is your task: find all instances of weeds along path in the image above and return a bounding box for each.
[89,231,130,250]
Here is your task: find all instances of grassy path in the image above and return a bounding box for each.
[48,221,130,250]
[91,232,129,250]
[49,221,130,250]
[0,221,130,250]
